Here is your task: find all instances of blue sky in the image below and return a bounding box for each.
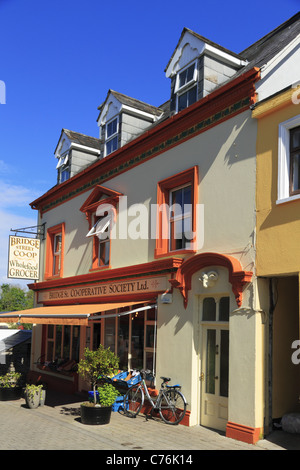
[0,0,299,286]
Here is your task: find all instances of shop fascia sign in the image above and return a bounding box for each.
[8,235,40,280]
[38,276,168,302]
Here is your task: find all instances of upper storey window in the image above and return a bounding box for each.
[175,62,197,112]
[105,117,119,156]
[44,223,65,279]
[56,153,70,183]
[277,116,300,204]
[290,126,300,195]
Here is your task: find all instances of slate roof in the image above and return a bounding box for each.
[162,12,300,118]
[239,11,300,67]
[165,27,246,73]
[98,89,164,117]
[62,129,102,150]
[54,13,300,169]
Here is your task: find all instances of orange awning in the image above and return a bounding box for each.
[0,302,144,326]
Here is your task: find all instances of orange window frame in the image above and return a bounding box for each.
[44,223,65,279]
[91,215,111,271]
[155,166,198,258]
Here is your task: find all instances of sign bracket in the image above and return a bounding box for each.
[10,223,46,240]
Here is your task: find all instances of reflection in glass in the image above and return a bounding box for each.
[72,326,80,362]
[104,316,115,353]
[118,315,129,370]
[131,311,144,369]
[55,325,62,358]
[220,330,229,397]
[146,325,155,348]
[203,298,216,321]
[63,326,70,359]
[205,329,216,394]
[219,297,230,322]
[93,323,101,350]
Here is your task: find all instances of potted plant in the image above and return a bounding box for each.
[77,345,119,425]
[24,384,43,409]
[0,364,23,401]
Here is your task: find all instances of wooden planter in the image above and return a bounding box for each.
[80,404,112,425]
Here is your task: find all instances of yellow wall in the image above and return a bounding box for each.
[254,88,300,276]
[254,88,300,420]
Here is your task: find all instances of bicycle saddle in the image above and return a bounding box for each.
[160,376,171,383]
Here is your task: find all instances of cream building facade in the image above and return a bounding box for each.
[2,13,300,444]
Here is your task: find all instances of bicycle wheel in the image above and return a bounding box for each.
[124,385,144,417]
[159,389,187,425]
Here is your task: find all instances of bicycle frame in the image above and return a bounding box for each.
[136,377,178,412]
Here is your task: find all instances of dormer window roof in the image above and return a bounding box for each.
[165,27,248,114]
[54,129,101,184]
[97,90,163,157]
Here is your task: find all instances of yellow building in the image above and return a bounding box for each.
[254,85,300,431]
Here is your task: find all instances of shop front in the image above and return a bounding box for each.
[1,260,180,396]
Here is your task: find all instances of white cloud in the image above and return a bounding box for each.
[0,179,40,208]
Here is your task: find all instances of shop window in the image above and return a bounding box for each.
[155,167,198,257]
[277,116,300,203]
[92,323,101,350]
[44,223,65,279]
[104,314,116,352]
[118,314,129,371]
[45,324,80,367]
[89,305,156,373]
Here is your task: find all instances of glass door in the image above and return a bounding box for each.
[200,297,229,432]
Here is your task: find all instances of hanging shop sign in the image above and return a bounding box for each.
[38,275,168,303]
[8,236,40,280]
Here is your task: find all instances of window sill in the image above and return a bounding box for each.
[89,265,111,272]
[154,248,196,259]
[36,364,77,378]
[276,193,300,205]
[44,274,63,281]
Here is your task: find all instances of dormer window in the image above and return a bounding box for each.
[56,152,70,183]
[175,62,197,112]
[105,117,119,156]
[177,62,197,90]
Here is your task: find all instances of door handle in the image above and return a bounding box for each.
[214,376,219,380]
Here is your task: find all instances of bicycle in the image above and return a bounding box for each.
[123,369,187,425]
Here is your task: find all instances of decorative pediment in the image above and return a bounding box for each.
[169,252,252,309]
[80,185,123,228]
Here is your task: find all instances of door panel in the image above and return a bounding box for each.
[201,325,229,431]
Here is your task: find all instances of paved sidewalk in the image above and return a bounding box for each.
[0,391,299,451]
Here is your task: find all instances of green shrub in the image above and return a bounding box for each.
[97,383,120,407]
